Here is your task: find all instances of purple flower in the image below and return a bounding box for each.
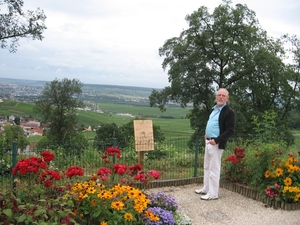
[148,192,178,212]
[143,207,175,225]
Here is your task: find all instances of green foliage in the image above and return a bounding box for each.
[0,192,79,225]
[36,132,89,158]
[0,0,47,53]
[93,123,125,151]
[251,110,294,146]
[93,119,166,152]
[0,124,29,152]
[244,143,284,188]
[149,0,300,145]
[263,152,300,203]
[223,147,247,183]
[222,112,300,203]
[34,78,84,146]
[0,157,10,176]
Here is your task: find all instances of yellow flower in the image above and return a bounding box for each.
[78,192,88,201]
[134,203,145,213]
[100,222,108,225]
[90,173,97,180]
[98,190,113,199]
[111,201,124,211]
[288,157,297,163]
[284,177,293,186]
[86,187,96,194]
[265,170,271,178]
[275,168,283,177]
[287,164,295,173]
[144,210,160,222]
[124,212,133,221]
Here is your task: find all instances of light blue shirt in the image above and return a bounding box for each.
[205,104,226,138]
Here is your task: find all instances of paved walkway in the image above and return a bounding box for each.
[145,184,300,225]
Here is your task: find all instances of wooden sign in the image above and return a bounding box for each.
[133,120,154,152]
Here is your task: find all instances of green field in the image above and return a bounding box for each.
[0,99,194,137]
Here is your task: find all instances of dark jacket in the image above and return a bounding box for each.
[214,105,235,149]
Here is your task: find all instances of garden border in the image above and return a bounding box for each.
[135,178,300,211]
[219,180,300,211]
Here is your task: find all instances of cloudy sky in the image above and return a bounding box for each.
[0,0,299,88]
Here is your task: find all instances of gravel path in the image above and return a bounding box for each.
[145,184,300,225]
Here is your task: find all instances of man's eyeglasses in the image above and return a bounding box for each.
[216,94,228,97]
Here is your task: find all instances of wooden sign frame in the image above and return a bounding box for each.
[133,120,154,152]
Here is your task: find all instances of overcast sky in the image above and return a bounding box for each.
[0,0,299,88]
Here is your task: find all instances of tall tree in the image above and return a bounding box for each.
[149,0,300,145]
[0,0,46,52]
[34,78,84,146]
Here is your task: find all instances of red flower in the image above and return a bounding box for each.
[66,166,84,179]
[44,180,52,187]
[234,147,245,159]
[97,167,111,176]
[103,147,121,158]
[40,151,55,162]
[113,164,127,175]
[129,164,143,175]
[134,173,146,182]
[147,170,160,179]
[225,155,238,164]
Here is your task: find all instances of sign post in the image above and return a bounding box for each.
[133,120,154,167]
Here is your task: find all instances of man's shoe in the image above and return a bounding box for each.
[195,189,206,194]
[200,194,218,200]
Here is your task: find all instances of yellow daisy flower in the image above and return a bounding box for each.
[111,201,124,211]
[284,177,293,186]
[264,170,271,178]
[275,168,283,177]
[124,212,133,221]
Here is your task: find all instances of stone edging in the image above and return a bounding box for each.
[220,180,300,211]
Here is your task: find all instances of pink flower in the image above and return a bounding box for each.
[148,170,160,179]
[97,167,111,176]
[274,183,280,189]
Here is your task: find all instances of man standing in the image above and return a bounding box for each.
[195,88,236,200]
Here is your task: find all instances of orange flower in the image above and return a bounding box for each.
[284,177,293,186]
[91,199,97,206]
[124,213,133,221]
[111,201,124,211]
[275,168,283,177]
[265,170,271,178]
[100,222,108,225]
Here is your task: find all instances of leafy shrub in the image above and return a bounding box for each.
[263,151,300,203]
[223,145,300,203]
[223,147,246,183]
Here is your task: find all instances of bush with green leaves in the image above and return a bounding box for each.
[0,192,78,225]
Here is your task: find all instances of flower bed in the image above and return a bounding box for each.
[1,148,192,224]
[220,180,300,211]
[221,144,300,211]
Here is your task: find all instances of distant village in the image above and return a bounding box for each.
[0,97,135,139]
[0,113,44,137]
